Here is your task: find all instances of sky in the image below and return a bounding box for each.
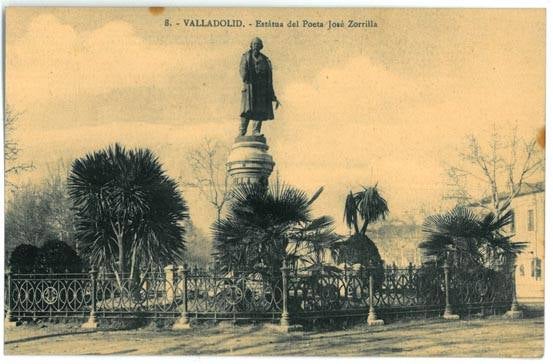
[4,7,546,235]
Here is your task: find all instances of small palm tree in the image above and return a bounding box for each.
[212,182,338,275]
[419,206,525,269]
[344,185,389,236]
[68,144,189,281]
[337,185,388,264]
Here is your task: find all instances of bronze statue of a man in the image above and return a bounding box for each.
[239,37,280,137]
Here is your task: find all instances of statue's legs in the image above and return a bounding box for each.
[239,118,263,136]
[239,117,249,136]
[252,121,262,136]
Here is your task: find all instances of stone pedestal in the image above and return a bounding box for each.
[442,313,460,320]
[504,310,523,319]
[172,317,192,330]
[226,135,275,186]
[367,309,384,326]
[81,315,99,329]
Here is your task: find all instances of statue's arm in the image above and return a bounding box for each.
[239,53,248,83]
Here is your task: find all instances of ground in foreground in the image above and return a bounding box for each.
[4,316,543,357]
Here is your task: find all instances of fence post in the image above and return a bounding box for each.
[273,260,302,333]
[5,267,18,327]
[505,263,523,319]
[442,259,459,320]
[82,267,99,328]
[173,264,192,330]
[280,261,291,327]
[367,263,384,326]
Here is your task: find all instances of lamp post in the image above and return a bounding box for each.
[505,262,523,319]
[173,264,192,330]
[442,250,459,320]
[82,268,99,328]
[269,259,302,333]
[366,262,384,326]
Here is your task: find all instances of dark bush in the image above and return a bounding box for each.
[38,239,84,273]
[8,244,41,273]
[333,234,385,291]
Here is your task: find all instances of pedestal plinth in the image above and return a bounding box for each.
[226,135,275,185]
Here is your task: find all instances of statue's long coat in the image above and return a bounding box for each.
[240,50,276,121]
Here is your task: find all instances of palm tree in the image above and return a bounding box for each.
[419,206,525,269]
[337,185,388,265]
[212,181,338,275]
[333,185,389,289]
[344,185,389,236]
[68,144,189,281]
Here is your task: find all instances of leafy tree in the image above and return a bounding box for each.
[213,182,337,275]
[419,206,525,270]
[8,244,41,273]
[68,144,189,280]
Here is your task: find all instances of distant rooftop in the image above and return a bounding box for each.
[478,181,544,205]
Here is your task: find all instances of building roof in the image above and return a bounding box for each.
[478,181,544,205]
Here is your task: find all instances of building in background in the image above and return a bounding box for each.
[507,182,545,304]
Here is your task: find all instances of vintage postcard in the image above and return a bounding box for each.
[3,6,545,357]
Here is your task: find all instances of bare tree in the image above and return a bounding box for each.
[446,125,544,218]
[183,138,232,222]
[4,165,77,259]
[4,106,34,188]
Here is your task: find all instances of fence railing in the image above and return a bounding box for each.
[4,263,515,326]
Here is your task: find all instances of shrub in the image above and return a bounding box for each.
[9,240,84,273]
[8,244,41,273]
[38,239,84,273]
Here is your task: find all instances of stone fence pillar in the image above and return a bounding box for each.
[164,265,177,302]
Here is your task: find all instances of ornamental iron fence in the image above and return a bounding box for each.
[4,264,515,325]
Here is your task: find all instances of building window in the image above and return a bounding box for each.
[531,257,542,280]
[519,264,525,276]
[527,209,535,231]
[510,210,516,233]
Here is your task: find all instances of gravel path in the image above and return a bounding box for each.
[4,316,543,357]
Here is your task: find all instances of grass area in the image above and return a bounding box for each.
[4,316,543,357]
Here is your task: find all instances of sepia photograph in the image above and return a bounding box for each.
[2,4,546,358]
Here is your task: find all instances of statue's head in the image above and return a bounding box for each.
[250,37,264,53]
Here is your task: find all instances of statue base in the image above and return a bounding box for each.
[227,135,275,185]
